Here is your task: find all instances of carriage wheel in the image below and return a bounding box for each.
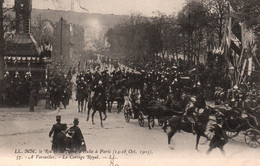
[138,114,144,127]
[124,105,131,123]
[225,131,239,139]
[244,129,260,148]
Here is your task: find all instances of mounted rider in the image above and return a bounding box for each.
[182,96,198,134]
[84,69,93,84]
[76,76,87,101]
[93,80,107,104]
[101,68,109,85]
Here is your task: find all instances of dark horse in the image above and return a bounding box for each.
[141,100,182,130]
[107,82,124,113]
[76,87,88,113]
[86,94,107,127]
[167,106,214,150]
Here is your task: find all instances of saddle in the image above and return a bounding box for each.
[183,115,195,124]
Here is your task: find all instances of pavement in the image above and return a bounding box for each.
[0,98,260,166]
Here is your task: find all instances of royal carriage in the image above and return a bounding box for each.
[208,104,260,148]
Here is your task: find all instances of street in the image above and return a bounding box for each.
[0,99,259,166]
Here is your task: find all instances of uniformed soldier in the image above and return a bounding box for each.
[182,97,197,134]
[49,115,63,153]
[29,86,37,112]
[56,123,68,153]
[93,80,106,104]
[69,118,86,153]
[85,69,93,83]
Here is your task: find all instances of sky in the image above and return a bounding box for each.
[4,0,186,16]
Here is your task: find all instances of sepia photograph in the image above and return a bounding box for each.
[0,0,259,166]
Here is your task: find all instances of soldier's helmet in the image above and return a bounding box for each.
[190,97,196,103]
[4,71,9,77]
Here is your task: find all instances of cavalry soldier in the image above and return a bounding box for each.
[182,97,198,134]
[76,76,87,101]
[49,115,63,153]
[101,69,110,88]
[93,80,106,103]
[69,118,86,153]
[93,69,102,85]
[85,69,93,83]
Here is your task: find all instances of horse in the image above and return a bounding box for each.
[107,82,124,113]
[158,93,191,132]
[140,99,182,130]
[86,93,107,127]
[167,106,215,151]
[50,87,62,110]
[76,87,88,113]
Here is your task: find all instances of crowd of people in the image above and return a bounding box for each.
[46,71,73,110]
[72,54,260,154]
[0,54,259,154]
[0,69,73,111]
[0,71,36,107]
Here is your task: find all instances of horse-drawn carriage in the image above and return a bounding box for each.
[124,90,183,130]
[210,104,260,148]
[123,90,146,126]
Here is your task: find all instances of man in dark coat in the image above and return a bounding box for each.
[93,80,107,111]
[29,87,37,112]
[56,123,68,153]
[69,118,86,153]
[206,118,228,155]
[49,115,63,153]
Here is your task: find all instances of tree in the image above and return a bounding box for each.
[202,0,228,46]
[0,0,4,79]
[177,1,211,64]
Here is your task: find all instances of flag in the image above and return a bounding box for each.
[248,57,252,76]
[240,59,247,80]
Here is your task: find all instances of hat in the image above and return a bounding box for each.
[98,80,102,84]
[56,115,61,120]
[73,118,79,125]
